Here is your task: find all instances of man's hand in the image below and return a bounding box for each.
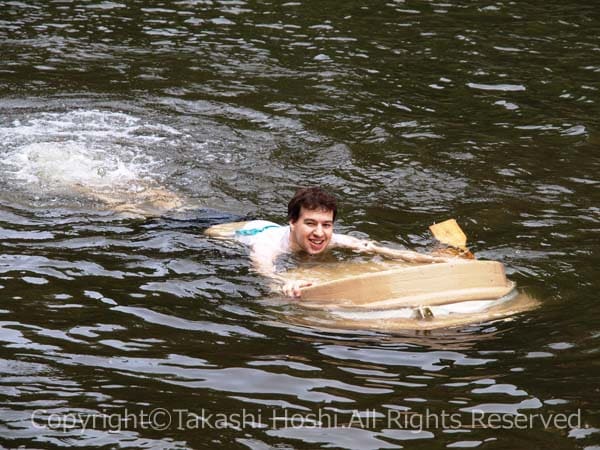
[281,280,313,298]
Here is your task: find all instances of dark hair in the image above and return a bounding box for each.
[287,187,337,223]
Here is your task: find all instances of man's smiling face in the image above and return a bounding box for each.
[289,207,334,255]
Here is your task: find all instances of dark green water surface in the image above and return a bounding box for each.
[0,1,599,448]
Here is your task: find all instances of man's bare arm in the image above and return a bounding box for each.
[249,248,312,298]
[334,234,451,264]
[369,243,451,263]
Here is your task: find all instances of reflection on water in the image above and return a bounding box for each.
[1,0,599,449]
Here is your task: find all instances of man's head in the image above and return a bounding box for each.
[287,187,337,223]
[287,187,337,255]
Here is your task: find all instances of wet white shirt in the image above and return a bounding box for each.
[235,220,362,274]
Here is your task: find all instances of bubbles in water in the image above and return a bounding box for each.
[5,141,143,189]
[0,109,180,205]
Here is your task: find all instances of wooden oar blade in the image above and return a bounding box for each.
[429,218,475,258]
[429,218,467,249]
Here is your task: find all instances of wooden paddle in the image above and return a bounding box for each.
[429,219,475,259]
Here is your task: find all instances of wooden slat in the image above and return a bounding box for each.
[299,260,514,310]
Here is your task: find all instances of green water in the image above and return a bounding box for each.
[0,1,599,448]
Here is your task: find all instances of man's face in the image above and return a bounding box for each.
[289,207,334,255]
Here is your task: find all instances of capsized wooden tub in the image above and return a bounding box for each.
[296,260,514,310]
[205,220,539,329]
[280,259,538,330]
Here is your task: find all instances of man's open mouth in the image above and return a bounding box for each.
[308,238,325,250]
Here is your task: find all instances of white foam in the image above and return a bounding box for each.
[430,299,497,316]
[332,292,517,321]
[333,308,415,320]
[0,110,179,195]
[5,141,143,189]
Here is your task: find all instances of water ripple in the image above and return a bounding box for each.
[1,1,599,448]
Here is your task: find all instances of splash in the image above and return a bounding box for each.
[0,109,182,213]
[5,141,143,189]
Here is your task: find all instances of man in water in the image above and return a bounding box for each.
[234,186,449,297]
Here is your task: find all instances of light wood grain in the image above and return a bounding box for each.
[298,260,514,310]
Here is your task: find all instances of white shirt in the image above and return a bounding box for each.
[235,220,362,275]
